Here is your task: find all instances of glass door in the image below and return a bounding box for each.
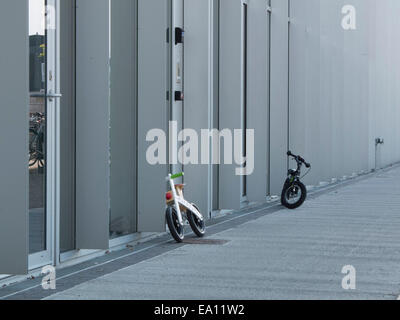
[28,0,59,269]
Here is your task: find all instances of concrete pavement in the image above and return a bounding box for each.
[44,166,400,300]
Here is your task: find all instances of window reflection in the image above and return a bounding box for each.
[29,0,46,254]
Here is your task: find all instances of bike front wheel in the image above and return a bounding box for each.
[281,181,307,209]
[166,206,185,243]
[187,204,205,237]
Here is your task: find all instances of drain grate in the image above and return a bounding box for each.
[182,238,229,245]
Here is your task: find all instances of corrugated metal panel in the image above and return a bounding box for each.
[219,0,243,210]
[269,0,289,195]
[246,0,269,202]
[75,0,110,250]
[137,0,169,232]
[184,0,212,217]
[0,0,29,274]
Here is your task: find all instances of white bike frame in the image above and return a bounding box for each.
[166,174,204,226]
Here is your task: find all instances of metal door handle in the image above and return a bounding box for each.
[48,93,63,98]
[30,92,63,98]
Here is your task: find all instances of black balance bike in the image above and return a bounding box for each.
[281,151,311,209]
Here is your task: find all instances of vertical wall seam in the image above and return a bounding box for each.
[287,0,290,170]
[267,0,272,195]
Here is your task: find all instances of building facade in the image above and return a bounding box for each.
[1,0,400,276]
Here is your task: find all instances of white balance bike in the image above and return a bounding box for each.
[165,172,206,242]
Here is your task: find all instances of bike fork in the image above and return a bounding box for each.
[169,179,184,226]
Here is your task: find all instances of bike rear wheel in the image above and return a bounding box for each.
[281,181,307,209]
[166,206,185,243]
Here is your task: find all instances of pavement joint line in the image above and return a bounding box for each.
[2,200,285,300]
[0,205,275,300]
[0,242,166,300]
[2,162,399,300]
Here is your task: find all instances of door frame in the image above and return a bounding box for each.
[29,0,60,270]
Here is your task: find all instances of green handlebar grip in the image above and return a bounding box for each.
[171,172,184,180]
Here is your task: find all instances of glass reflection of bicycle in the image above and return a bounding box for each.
[29,113,45,169]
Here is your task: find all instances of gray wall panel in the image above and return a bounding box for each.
[75,0,110,249]
[300,0,321,184]
[0,0,29,275]
[184,0,211,217]
[110,0,137,235]
[288,0,307,180]
[353,0,370,174]
[246,0,269,202]
[219,0,242,210]
[269,0,289,195]
[329,0,345,180]
[319,0,333,183]
[288,0,400,188]
[371,0,400,168]
[331,0,346,178]
[137,0,169,232]
[60,0,76,253]
[367,0,377,171]
[212,0,220,211]
[374,0,390,168]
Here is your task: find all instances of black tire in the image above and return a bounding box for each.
[38,135,45,166]
[166,206,185,243]
[29,129,38,167]
[281,181,307,209]
[187,204,206,237]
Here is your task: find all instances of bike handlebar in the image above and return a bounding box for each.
[170,172,184,180]
[287,151,311,168]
